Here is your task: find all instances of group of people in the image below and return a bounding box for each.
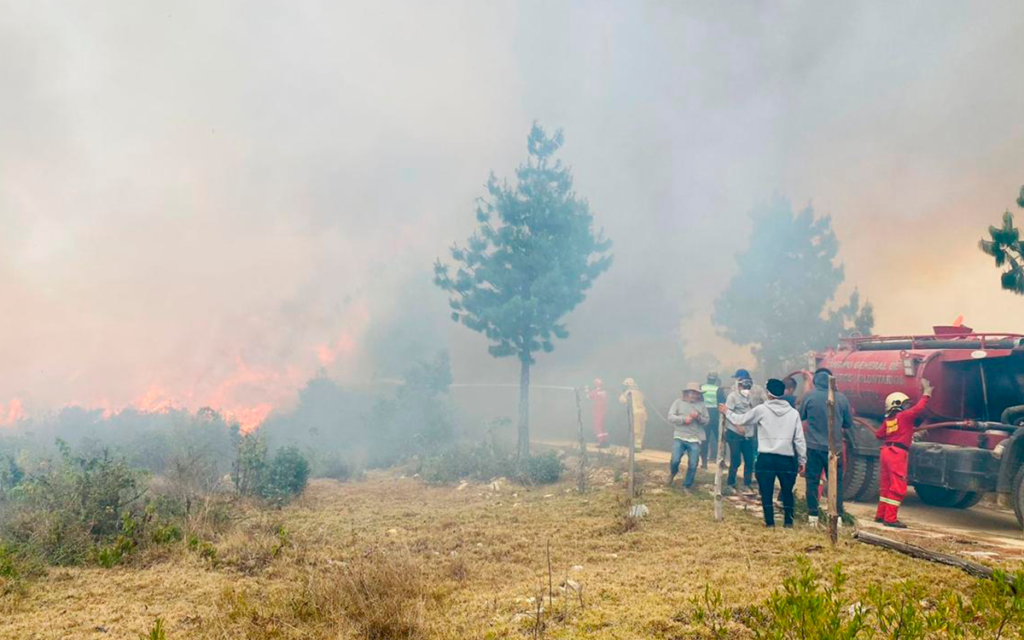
[589,368,932,529]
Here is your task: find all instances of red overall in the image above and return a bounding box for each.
[874,396,929,524]
[587,387,609,445]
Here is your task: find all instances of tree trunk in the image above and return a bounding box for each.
[517,358,531,461]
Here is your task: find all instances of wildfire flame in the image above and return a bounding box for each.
[0,398,25,427]
[0,301,371,433]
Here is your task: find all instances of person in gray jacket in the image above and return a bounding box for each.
[723,378,807,528]
[799,368,854,526]
[666,382,710,489]
[723,369,765,491]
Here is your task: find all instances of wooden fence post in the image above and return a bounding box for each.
[627,391,636,502]
[827,376,839,545]
[714,412,727,521]
[574,387,588,494]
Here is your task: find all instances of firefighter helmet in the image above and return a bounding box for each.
[885,392,910,413]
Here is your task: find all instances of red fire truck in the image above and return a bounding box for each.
[803,324,1024,526]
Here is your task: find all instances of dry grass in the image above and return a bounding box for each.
[0,460,1009,639]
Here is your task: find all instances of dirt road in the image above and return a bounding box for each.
[549,441,1024,562]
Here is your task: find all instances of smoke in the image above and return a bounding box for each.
[1,1,1023,427]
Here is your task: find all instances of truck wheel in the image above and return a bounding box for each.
[855,457,880,502]
[1013,466,1024,528]
[952,492,984,509]
[914,484,973,508]
[842,453,869,501]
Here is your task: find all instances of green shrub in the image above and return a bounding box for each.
[522,450,563,485]
[232,435,310,504]
[266,446,310,499]
[232,432,269,498]
[750,559,867,640]
[691,558,1024,639]
[0,454,24,501]
[188,534,218,564]
[150,523,183,545]
[418,444,562,486]
[0,441,147,566]
[418,443,515,485]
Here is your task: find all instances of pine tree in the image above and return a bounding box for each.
[434,123,612,460]
[712,196,873,375]
[979,185,1024,295]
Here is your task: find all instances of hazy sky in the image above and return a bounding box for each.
[2,1,1023,425]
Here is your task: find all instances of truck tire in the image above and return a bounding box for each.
[914,484,976,508]
[952,491,984,509]
[1013,466,1024,528]
[855,457,880,502]
[842,453,869,501]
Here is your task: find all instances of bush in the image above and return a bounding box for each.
[0,441,147,565]
[690,558,1024,639]
[418,443,515,485]
[0,454,24,502]
[266,447,310,500]
[418,444,563,486]
[232,434,310,504]
[522,450,563,485]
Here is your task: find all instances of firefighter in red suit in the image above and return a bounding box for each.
[874,378,933,528]
[586,379,610,448]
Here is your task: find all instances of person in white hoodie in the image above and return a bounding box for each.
[721,378,807,528]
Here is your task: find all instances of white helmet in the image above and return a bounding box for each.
[885,392,910,413]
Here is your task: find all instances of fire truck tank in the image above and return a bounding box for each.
[816,327,1024,423]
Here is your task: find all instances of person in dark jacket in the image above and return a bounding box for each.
[798,368,854,526]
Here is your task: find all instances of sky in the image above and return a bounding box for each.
[1,1,1023,426]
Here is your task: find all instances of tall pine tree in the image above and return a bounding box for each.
[713,196,873,375]
[434,123,612,459]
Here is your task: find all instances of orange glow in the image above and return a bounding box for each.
[0,398,25,427]
[134,385,177,413]
[224,403,274,432]
[3,299,374,433]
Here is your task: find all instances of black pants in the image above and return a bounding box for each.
[805,449,843,517]
[725,430,755,487]
[755,453,798,527]
[700,409,720,467]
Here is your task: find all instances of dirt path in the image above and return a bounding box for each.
[546,440,1024,562]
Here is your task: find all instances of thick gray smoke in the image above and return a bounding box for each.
[1,1,1023,431]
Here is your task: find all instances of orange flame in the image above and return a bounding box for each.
[3,301,373,433]
[0,398,25,427]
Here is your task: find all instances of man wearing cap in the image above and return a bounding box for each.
[722,378,807,528]
[667,383,710,489]
[723,369,765,492]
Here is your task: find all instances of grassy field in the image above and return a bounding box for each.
[0,460,1009,639]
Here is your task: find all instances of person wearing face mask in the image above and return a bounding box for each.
[723,369,764,492]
